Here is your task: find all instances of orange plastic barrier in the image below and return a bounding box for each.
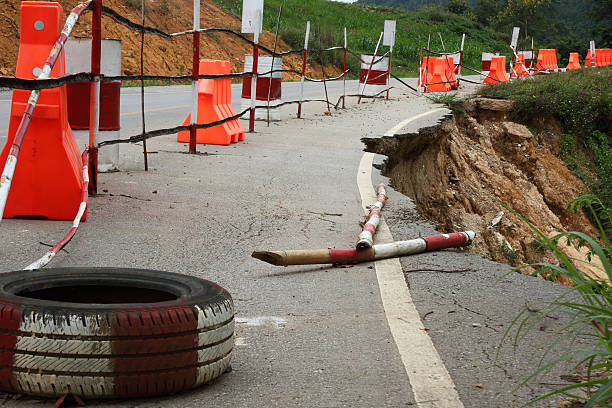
[535,49,559,71]
[0,2,85,220]
[511,54,530,77]
[484,56,509,84]
[566,52,581,70]
[178,59,244,145]
[418,57,452,92]
[586,48,612,66]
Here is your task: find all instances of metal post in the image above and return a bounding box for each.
[249,11,261,132]
[189,0,200,153]
[141,0,148,171]
[342,27,347,108]
[89,0,102,195]
[298,21,310,118]
[358,31,383,104]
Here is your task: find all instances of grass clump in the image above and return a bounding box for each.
[478,67,612,213]
[501,194,611,407]
[213,0,508,78]
[426,92,465,113]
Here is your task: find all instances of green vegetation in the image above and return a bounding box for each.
[502,194,611,407]
[213,0,509,77]
[359,0,608,66]
[478,67,612,214]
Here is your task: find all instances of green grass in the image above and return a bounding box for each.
[212,0,509,78]
[478,67,612,213]
[501,194,611,407]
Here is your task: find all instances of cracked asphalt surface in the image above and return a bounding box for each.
[0,81,588,407]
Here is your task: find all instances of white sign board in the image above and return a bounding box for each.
[383,20,396,47]
[590,40,596,59]
[511,27,520,49]
[241,0,263,34]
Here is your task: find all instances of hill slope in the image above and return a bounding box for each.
[214,0,509,77]
[0,0,333,79]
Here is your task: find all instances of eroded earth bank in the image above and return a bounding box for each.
[363,98,602,283]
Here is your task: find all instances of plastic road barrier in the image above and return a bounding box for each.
[566,52,581,70]
[511,54,530,77]
[0,1,85,221]
[179,59,245,145]
[481,52,499,80]
[484,56,509,84]
[359,54,389,96]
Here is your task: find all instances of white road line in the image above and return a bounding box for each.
[383,107,447,136]
[358,109,463,408]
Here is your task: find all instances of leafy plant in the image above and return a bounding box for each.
[501,194,611,407]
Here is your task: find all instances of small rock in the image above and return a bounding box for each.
[152,190,157,194]
[475,383,483,388]
[472,323,482,328]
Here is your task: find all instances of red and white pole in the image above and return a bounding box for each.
[386,47,392,99]
[252,231,476,266]
[297,21,310,119]
[190,0,200,153]
[249,11,261,132]
[342,27,347,108]
[357,184,387,249]
[358,31,383,104]
[89,0,101,195]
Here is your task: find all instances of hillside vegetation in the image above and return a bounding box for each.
[357,0,610,66]
[214,0,509,77]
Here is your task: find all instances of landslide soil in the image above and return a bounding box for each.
[363,98,603,284]
[0,0,339,79]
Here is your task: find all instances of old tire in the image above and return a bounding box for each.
[0,267,234,399]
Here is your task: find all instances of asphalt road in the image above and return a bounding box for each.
[0,80,583,407]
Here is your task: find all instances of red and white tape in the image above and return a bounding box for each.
[23,149,89,270]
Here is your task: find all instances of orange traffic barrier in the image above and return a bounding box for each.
[566,52,581,70]
[0,1,85,220]
[178,59,244,145]
[587,48,612,66]
[418,57,452,92]
[511,54,530,77]
[484,56,509,84]
[536,49,559,71]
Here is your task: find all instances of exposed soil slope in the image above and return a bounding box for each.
[363,98,603,283]
[0,0,337,79]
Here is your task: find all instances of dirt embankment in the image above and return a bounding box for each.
[0,0,338,79]
[363,98,602,283]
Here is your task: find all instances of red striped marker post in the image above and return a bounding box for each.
[357,184,387,249]
[252,231,476,266]
[297,21,310,118]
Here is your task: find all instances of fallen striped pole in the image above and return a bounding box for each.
[23,149,90,270]
[252,231,475,266]
[356,184,387,249]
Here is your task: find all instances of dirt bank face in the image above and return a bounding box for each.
[0,0,338,79]
[363,98,597,282]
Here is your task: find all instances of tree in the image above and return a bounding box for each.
[446,0,470,15]
[495,0,554,39]
[473,0,502,25]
